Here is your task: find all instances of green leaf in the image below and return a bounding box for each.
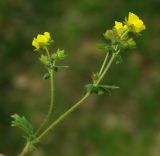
[97,44,107,50]
[85,84,119,95]
[97,87,106,95]
[52,65,69,72]
[11,114,34,138]
[97,44,115,53]
[85,84,106,95]
[11,114,39,151]
[43,73,50,80]
[85,84,96,93]
[53,66,58,72]
[99,84,120,90]
[115,54,123,64]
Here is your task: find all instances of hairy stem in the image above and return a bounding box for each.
[37,92,90,141]
[99,52,109,76]
[19,142,30,156]
[45,47,51,61]
[96,53,116,85]
[35,68,54,135]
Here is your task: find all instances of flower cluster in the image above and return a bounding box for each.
[32,32,67,75]
[103,12,146,50]
[94,12,146,95]
[32,32,52,51]
[114,12,146,35]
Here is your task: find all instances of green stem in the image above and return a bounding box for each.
[96,53,116,85]
[121,29,129,39]
[99,52,109,76]
[37,92,90,141]
[19,142,30,156]
[44,47,51,61]
[97,29,128,86]
[35,69,54,135]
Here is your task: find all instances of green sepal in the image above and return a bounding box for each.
[119,38,136,49]
[92,72,99,84]
[40,54,49,66]
[127,38,136,48]
[104,29,116,41]
[43,73,50,80]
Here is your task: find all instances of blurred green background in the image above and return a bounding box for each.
[0,0,160,156]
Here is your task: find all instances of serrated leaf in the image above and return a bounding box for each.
[52,49,67,60]
[85,84,119,96]
[11,114,34,137]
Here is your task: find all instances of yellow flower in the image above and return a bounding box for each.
[126,12,146,33]
[32,32,51,50]
[114,21,128,35]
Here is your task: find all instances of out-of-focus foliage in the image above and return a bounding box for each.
[0,0,160,156]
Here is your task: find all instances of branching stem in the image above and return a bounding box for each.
[37,92,90,141]
[19,142,30,156]
[37,50,118,141]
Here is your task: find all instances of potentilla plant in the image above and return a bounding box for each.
[11,12,146,156]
